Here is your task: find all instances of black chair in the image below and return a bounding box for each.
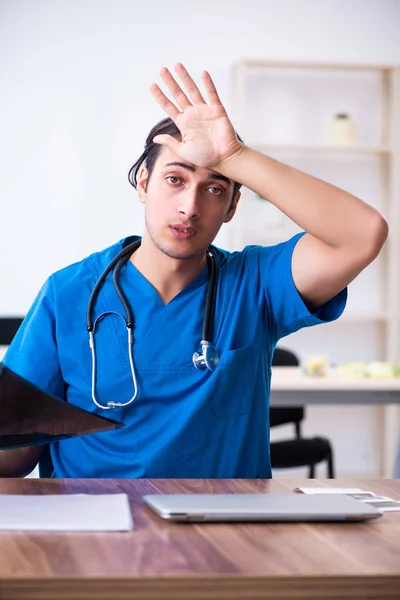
[270,347,335,478]
[0,317,24,345]
[0,317,54,477]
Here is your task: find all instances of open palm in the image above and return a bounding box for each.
[150,64,242,168]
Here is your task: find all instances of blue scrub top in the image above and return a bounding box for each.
[3,233,346,478]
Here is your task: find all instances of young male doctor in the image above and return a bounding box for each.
[0,64,388,478]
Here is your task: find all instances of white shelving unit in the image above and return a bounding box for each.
[254,144,391,155]
[230,60,400,477]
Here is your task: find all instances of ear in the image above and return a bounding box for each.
[224,191,241,223]
[136,166,149,204]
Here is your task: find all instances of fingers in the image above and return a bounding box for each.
[152,134,181,153]
[201,71,222,106]
[150,64,221,120]
[174,63,206,105]
[160,66,192,111]
[149,82,181,121]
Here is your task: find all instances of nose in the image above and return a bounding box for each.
[177,186,200,219]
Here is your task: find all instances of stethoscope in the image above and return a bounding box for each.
[87,239,219,410]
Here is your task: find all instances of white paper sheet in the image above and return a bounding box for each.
[0,493,134,531]
[294,487,368,494]
[293,487,400,512]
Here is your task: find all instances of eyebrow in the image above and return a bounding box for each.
[164,161,232,187]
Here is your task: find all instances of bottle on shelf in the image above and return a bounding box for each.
[329,113,356,146]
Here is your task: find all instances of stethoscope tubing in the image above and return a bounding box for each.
[87,239,218,410]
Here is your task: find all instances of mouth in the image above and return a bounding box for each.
[170,225,197,239]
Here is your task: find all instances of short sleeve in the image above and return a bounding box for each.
[245,232,347,342]
[2,276,65,400]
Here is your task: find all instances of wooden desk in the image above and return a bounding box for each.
[271,367,400,405]
[0,478,399,600]
[271,367,400,478]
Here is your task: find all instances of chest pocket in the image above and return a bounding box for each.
[209,344,258,419]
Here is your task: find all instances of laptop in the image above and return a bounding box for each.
[143,493,383,522]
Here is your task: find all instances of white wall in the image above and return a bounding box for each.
[1,0,400,476]
[1,0,400,313]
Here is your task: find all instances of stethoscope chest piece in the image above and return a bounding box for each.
[193,341,219,371]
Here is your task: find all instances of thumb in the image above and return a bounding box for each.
[152,134,181,152]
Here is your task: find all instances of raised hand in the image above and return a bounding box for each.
[149,63,243,169]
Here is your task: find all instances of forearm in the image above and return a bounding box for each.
[0,447,43,477]
[219,146,388,254]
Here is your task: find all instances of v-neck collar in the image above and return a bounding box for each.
[124,258,209,307]
[111,235,214,306]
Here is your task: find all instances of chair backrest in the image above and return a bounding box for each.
[272,347,299,367]
[270,347,304,431]
[0,317,24,345]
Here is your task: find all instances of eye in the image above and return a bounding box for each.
[208,186,224,196]
[166,176,182,185]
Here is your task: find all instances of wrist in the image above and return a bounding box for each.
[215,143,248,177]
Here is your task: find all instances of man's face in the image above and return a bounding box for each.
[137,145,240,261]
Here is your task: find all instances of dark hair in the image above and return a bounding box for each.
[127,117,243,200]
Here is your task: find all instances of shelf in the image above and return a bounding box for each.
[231,60,400,362]
[337,313,389,323]
[236,60,395,72]
[252,144,391,156]
[236,226,298,243]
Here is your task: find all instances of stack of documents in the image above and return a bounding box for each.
[294,487,400,512]
[0,493,134,531]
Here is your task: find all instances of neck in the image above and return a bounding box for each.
[130,232,207,304]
